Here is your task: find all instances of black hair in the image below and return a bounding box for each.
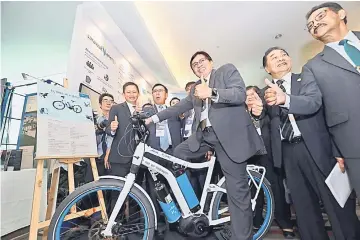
[185,81,196,91]
[122,82,139,93]
[98,93,114,104]
[152,83,168,93]
[262,46,290,69]
[170,97,180,105]
[190,51,213,70]
[246,86,261,96]
[142,103,153,109]
[306,2,347,24]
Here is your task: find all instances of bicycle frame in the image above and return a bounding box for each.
[101,141,267,237]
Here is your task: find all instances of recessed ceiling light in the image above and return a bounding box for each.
[275,34,282,39]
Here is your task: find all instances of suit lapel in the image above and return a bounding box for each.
[290,73,301,96]
[122,102,131,117]
[321,45,360,76]
[208,69,216,88]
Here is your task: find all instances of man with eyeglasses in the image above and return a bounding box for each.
[85,93,114,183]
[263,46,360,240]
[303,2,360,202]
[146,51,264,240]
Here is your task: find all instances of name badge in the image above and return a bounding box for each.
[156,122,166,137]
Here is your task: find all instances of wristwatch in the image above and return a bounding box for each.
[211,88,218,97]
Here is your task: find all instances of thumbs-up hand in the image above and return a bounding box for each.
[111,115,119,132]
[264,78,286,106]
[249,93,263,117]
[194,75,211,100]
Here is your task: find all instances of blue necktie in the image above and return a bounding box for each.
[158,105,169,151]
[339,39,360,68]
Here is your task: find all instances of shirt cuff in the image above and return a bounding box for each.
[280,94,290,109]
[151,115,160,124]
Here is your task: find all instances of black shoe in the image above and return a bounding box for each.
[282,230,296,239]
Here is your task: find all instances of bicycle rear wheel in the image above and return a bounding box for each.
[48,178,155,239]
[211,170,274,240]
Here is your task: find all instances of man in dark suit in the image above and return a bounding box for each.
[263,46,360,240]
[146,51,264,240]
[145,83,183,155]
[142,83,183,233]
[246,86,295,238]
[106,82,142,177]
[302,2,360,199]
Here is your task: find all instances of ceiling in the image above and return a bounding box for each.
[135,1,360,87]
[2,1,360,91]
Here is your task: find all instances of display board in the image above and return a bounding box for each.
[36,80,97,158]
[79,83,101,114]
[67,4,153,106]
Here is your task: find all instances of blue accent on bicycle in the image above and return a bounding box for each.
[54,186,149,240]
[158,200,181,223]
[176,173,200,209]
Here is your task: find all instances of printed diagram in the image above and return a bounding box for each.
[86,60,94,70]
[86,115,94,122]
[102,87,107,93]
[104,74,109,81]
[39,92,49,98]
[84,101,90,107]
[40,108,49,115]
[53,96,82,113]
[85,75,91,84]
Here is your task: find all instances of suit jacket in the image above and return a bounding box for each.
[265,73,336,176]
[144,105,182,151]
[296,31,360,159]
[106,102,136,164]
[156,63,264,163]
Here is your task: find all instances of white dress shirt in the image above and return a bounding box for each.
[200,72,213,127]
[326,31,360,67]
[126,101,136,114]
[111,101,136,136]
[155,104,172,145]
[273,72,302,138]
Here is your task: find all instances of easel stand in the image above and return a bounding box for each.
[28,157,108,240]
[29,79,107,239]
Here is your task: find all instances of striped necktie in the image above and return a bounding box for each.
[276,80,295,141]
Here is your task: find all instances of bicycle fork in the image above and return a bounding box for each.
[101,173,136,237]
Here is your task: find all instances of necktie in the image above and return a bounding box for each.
[339,39,360,69]
[158,105,169,151]
[276,80,295,141]
[200,79,208,130]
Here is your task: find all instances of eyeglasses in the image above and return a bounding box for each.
[102,99,114,104]
[191,58,207,69]
[152,89,165,94]
[307,9,327,32]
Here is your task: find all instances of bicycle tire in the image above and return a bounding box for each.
[53,101,65,110]
[73,105,82,113]
[211,170,275,240]
[48,178,156,240]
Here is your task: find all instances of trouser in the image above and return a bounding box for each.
[282,141,360,240]
[174,127,253,240]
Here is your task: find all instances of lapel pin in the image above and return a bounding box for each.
[297,78,301,82]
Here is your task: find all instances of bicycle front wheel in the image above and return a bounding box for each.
[73,105,82,113]
[48,178,156,240]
